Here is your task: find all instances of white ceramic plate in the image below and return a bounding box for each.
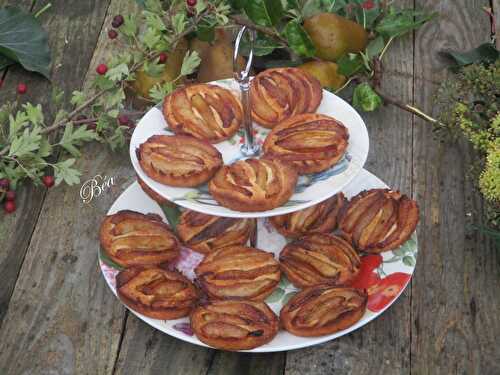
[99,169,417,352]
[129,78,369,218]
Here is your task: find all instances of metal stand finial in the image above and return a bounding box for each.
[233,26,260,157]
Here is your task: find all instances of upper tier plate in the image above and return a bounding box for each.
[130,78,369,218]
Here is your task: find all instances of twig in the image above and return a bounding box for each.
[229,14,288,45]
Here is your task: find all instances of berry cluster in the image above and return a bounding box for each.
[0,175,54,214]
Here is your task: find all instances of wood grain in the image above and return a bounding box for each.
[412,0,500,374]
[0,0,110,328]
[285,1,414,373]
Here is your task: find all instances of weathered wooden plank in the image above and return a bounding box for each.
[0,0,110,328]
[412,0,500,374]
[207,351,285,375]
[285,1,414,374]
[114,315,214,375]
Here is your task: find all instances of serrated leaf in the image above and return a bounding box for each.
[59,123,98,157]
[244,0,284,27]
[8,112,28,141]
[0,6,51,78]
[160,203,182,231]
[283,20,315,57]
[70,90,86,107]
[172,13,186,34]
[23,103,44,126]
[144,0,163,13]
[108,126,126,151]
[37,137,52,158]
[121,15,138,37]
[149,81,174,102]
[144,60,165,77]
[9,126,41,158]
[106,88,126,108]
[180,50,201,76]
[51,86,65,107]
[142,28,162,50]
[106,63,129,82]
[53,158,81,185]
[352,83,383,112]
[107,109,119,118]
[94,75,115,90]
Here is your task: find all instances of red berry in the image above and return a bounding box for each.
[361,0,375,10]
[108,29,118,39]
[0,178,9,190]
[17,83,27,95]
[43,175,55,188]
[186,0,197,6]
[158,52,168,64]
[5,190,16,201]
[118,114,130,126]
[96,64,108,75]
[112,15,124,28]
[4,200,15,213]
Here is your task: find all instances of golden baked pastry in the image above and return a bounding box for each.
[190,300,279,350]
[100,210,179,267]
[137,135,223,187]
[262,113,349,174]
[163,83,243,143]
[137,176,170,205]
[177,210,256,254]
[250,67,322,128]
[195,246,280,300]
[269,192,346,238]
[279,233,360,288]
[208,158,298,212]
[280,285,367,337]
[338,189,419,253]
[116,267,198,319]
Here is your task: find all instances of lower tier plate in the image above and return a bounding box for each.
[99,168,418,352]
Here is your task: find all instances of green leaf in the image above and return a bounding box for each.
[375,9,437,38]
[229,0,246,9]
[352,83,383,112]
[149,81,174,102]
[366,35,385,60]
[94,75,115,90]
[121,15,138,37]
[99,248,125,271]
[337,53,365,76]
[0,6,51,78]
[106,63,129,82]
[0,54,14,71]
[283,20,316,57]
[70,91,86,107]
[53,158,81,185]
[301,0,344,18]
[37,138,52,158]
[144,60,165,77]
[196,22,216,42]
[9,126,41,158]
[144,0,163,13]
[244,0,284,27]
[107,109,119,118]
[8,112,28,141]
[442,43,499,68]
[106,88,126,108]
[240,33,282,57]
[180,50,201,76]
[23,103,44,126]
[59,123,98,157]
[108,126,126,151]
[160,203,182,231]
[172,13,187,35]
[51,86,65,107]
[265,288,285,303]
[402,256,416,267]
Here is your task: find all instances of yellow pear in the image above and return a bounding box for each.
[298,60,347,90]
[132,37,188,99]
[303,13,368,62]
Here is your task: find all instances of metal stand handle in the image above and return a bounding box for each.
[233,26,260,157]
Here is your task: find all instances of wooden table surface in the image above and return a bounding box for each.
[1,0,499,374]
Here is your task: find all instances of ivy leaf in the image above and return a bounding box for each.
[180,50,201,76]
[352,83,383,112]
[244,0,284,27]
[283,20,316,57]
[53,158,81,185]
[149,82,174,103]
[0,6,51,78]
[337,53,365,76]
[9,126,42,158]
[375,9,437,38]
[441,43,499,68]
[366,35,385,59]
